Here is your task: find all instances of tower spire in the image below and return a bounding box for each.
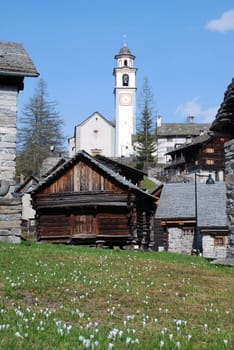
[123,34,127,47]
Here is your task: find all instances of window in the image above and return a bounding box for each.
[182,228,194,235]
[205,159,214,165]
[122,74,129,86]
[204,147,214,153]
[124,59,128,67]
[214,236,225,247]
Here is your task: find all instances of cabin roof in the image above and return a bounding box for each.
[0,41,39,77]
[32,150,156,201]
[15,175,39,194]
[156,182,227,228]
[95,154,146,181]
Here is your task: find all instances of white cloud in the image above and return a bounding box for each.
[176,97,218,123]
[205,9,234,33]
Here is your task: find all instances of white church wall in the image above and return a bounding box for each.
[75,113,115,157]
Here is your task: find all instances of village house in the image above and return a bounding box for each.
[164,133,229,181]
[31,150,157,249]
[156,115,210,164]
[154,182,229,259]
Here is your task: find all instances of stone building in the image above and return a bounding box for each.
[155,182,228,258]
[210,77,234,258]
[0,41,39,243]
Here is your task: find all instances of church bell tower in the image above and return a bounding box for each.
[113,41,137,157]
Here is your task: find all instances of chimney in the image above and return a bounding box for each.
[187,116,195,123]
[156,115,162,127]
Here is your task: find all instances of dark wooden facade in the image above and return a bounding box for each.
[32,151,156,248]
[164,134,229,176]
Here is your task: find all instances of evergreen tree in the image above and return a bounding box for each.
[16,78,65,177]
[136,78,157,170]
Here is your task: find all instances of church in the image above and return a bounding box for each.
[68,44,137,159]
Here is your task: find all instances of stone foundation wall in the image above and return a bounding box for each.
[225,139,234,258]
[168,227,194,255]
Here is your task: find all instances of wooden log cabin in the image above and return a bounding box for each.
[31,150,157,249]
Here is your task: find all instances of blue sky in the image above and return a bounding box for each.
[1,1,234,146]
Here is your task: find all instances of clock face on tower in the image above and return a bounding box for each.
[119,93,132,106]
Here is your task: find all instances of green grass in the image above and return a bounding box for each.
[140,177,157,192]
[0,242,233,349]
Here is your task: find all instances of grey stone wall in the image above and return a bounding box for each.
[225,139,234,258]
[0,85,21,243]
[168,227,194,255]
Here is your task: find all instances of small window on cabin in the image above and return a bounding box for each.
[182,228,194,235]
[122,74,129,86]
[214,236,225,247]
[204,147,214,153]
[205,159,214,165]
[124,59,128,67]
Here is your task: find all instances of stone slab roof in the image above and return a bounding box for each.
[210,77,234,137]
[156,182,227,228]
[156,123,210,137]
[0,41,39,77]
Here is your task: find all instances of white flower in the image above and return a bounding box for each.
[187,334,192,341]
[224,339,228,346]
[15,331,24,339]
[159,340,164,348]
[107,343,114,350]
[126,336,132,345]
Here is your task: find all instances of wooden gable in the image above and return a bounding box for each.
[41,160,122,195]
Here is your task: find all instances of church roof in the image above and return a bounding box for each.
[77,112,115,128]
[210,77,234,137]
[0,41,39,77]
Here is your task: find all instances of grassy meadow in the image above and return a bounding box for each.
[0,242,233,349]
